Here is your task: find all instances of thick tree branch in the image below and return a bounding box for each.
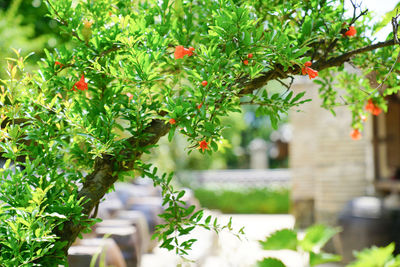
[313,39,396,70]
[240,39,396,95]
[58,119,170,251]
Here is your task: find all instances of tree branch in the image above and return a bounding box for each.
[314,39,396,70]
[58,119,170,252]
[240,39,396,95]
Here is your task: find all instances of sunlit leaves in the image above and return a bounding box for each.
[258,225,341,267]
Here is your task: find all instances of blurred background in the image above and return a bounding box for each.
[2,0,400,266]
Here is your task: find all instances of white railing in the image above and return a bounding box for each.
[178,169,291,188]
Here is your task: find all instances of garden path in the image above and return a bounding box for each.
[140,213,318,267]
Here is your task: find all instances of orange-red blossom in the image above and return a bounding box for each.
[198,140,209,152]
[301,61,318,79]
[55,61,64,68]
[345,26,357,37]
[365,99,382,116]
[72,74,88,91]
[174,46,195,59]
[350,129,362,140]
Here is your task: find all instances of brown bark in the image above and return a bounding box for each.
[59,119,170,251]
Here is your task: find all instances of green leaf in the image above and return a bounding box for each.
[257,258,286,267]
[168,128,175,142]
[301,17,313,37]
[291,91,306,104]
[184,205,195,217]
[347,243,395,267]
[177,190,185,200]
[299,224,340,252]
[270,115,278,130]
[259,229,297,251]
[309,252,341,266]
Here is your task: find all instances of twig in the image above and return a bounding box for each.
[45,0,86,44]
[349,0,367,25]
[392,10,400,44]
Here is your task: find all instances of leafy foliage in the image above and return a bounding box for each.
[347,243,400,267]
[0,183,82,266]
[258,224,341,267]
[258,226,400,267]
[0,0,400,264]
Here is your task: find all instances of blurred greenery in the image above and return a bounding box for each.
[0,0,64,75]
[146,80,290,173]
[193,187,290,214]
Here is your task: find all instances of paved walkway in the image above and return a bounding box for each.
[142,214,302,267]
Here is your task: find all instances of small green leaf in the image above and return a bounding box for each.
[257,258,286,267]
[310,252,341,266]
[299,224,340,252]
[168,128,175,142]
[205,215,211,224]
[259,229,297,251]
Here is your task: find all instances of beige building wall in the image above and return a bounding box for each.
[290,76,375,226]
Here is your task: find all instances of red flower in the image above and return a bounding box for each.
[243,59,249,65]
[197,103,203,109]
[365,99,382,116]
[304,61,312,67]
[72,74,88,91]
[248,53,253,59]
[350,129,362,140]
[174,46,195,59]
[345,26,357,37]
[201,80,208,87]
[55,61,64,68]
[365,99,374,111]
[372,107,382,116]
[306,68,318,79]
[301,61,318,79]
[198,140,209,152]
[169,118,176,125]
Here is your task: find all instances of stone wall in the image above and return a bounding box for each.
[289,76,375,226]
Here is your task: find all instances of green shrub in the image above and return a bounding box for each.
[258,225,400,267]
[258,224,342,267]
[2,0,400,262]
[194,187,290,214]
